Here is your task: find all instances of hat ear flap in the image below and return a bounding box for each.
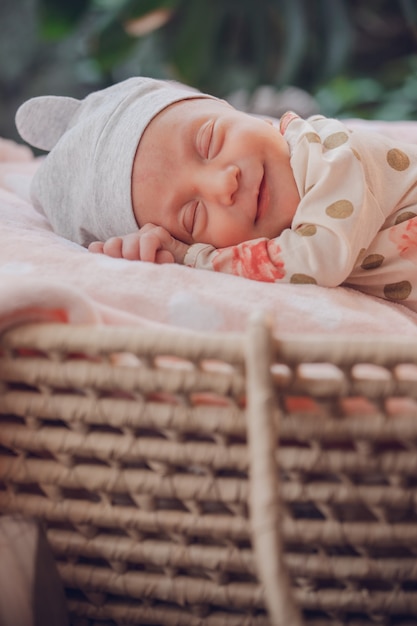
[15,95,80,151]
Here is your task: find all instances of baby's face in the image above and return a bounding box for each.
[132,98,299,247]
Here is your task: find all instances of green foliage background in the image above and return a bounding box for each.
[1,0,417,140]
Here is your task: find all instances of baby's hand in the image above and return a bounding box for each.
[88,224,190,265]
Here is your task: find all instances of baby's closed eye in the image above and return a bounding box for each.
[197,119,214,158]
[183,201,199,236]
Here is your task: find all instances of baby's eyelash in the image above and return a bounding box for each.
[183,201,198,235]
[198,120,214,158]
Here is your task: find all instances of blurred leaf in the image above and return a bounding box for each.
[124,10,173,37]
[249,1,269,80]
[315,76,383,117]
[116,0,179,21]
[319,0,352,80]
[399,0,417,31]
[92,0,130,7]
[90,19,137,72]
[90,0,179,73]
[29,0,417,120]
[375,99,417,121]
[274,0,307,85]
[167,0,225,89]
[39,0,91,39]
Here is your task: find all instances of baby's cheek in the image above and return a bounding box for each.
[206,215,250,248]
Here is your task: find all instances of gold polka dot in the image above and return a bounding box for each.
[384,280,412,301]
[395,211,417,225]
[297,224,317,236]
[361,254,384,270]
[305,132,321,144]
[324,132,349,149]
[351,148,361,161]
[326,199,354,219]
[290,274,317,285]
[387,148,410,171]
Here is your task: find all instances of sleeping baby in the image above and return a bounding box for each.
[15,76,417,311]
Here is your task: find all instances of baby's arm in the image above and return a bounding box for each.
[88,223,189,265]
[184,195,384,287]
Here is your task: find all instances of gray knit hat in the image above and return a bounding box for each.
[15,77,215,246]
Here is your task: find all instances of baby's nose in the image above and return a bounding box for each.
[210,164,240,205]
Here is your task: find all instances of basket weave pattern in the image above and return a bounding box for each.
[1,320,417,625]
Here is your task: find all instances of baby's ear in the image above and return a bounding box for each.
[15,95,80,151]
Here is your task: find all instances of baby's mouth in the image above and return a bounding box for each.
[256,171,268,223]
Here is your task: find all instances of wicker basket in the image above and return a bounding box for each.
[1,316,417,626]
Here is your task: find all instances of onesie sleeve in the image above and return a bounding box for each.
[184,114,387,287]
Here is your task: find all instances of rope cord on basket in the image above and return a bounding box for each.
[245,314,303,626]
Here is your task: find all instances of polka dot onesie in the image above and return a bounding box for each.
[184,112,417,311]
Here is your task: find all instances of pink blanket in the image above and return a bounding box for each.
[2,122,417,337]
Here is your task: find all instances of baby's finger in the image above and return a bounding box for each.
[155,249,175,264]
[139,231,164,262]
[138,222,159,233]
[121,233,141,260]
[102,237,124,258]
[88,241,105,254]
